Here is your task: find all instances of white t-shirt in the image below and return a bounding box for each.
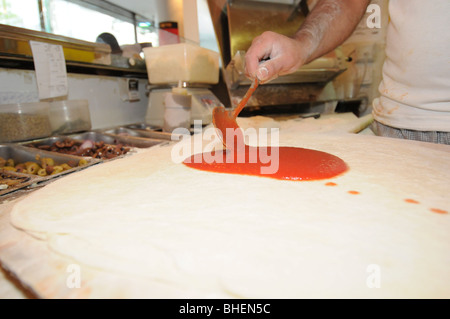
[372,0,450,131]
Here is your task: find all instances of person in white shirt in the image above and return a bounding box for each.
[245,0,450,145]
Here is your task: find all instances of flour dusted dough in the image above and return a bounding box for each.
[9,118,450,298]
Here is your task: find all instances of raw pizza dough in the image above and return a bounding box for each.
[8,117,450,298]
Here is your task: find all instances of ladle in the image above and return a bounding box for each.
[212,77,259,149]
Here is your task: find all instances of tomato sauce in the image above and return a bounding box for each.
[183,145,348,181]
[325,182,338,186]
[183,144,448,216]
[430,208,448,214]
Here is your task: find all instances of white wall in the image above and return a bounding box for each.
[0,68,149,129]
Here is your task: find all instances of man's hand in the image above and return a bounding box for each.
[244,31,309,83]
[244,0,369,84]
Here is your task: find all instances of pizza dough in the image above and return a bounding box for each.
[8,117,450,298]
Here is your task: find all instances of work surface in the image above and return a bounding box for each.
[0,115,449,299]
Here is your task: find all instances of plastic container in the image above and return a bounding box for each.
[143,43,220,85]
[0,102,52,143]
[49,100,92,134]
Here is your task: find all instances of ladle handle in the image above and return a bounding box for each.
[232,77,259,118]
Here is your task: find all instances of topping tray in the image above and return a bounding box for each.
[21,131,167,160]
[0,144,99,197]
[123,122,202,137]
[124,123,162,131]
[1,126,171,199]
[78,131,168,148]
[0,169,42,197]
[102,126,175,141]
[24,135,132,160]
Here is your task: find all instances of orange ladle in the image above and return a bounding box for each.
[212,77,259,149]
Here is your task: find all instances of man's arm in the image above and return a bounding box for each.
[245,0,370,83]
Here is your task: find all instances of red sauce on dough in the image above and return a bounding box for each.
[430,208,448,214]
[183,146,449,214]
[183,146,348,181]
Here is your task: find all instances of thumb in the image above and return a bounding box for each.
[256,60,281,83]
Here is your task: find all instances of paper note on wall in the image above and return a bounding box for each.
[29,40,68,99]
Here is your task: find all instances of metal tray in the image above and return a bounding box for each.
[125,123,163,131]
[102,127,175,141]
[71,131,167,149]
[20,136,76,152]
[124,122,200,137]
[21,131,167,161]
[1,128,169,198]
[21,135,130,160]
[0,169,43,197]
[0,144,99,195]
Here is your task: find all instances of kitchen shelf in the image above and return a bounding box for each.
[0,24,147,78]
[0,53,147,78]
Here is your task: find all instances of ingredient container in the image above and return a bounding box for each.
[49,99,92,134]
[143,43,220,85]
[0,102,52,143]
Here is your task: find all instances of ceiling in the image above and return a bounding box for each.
[106,0,159,21]
[107,0,298,22]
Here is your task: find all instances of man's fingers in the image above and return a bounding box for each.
[256,60,279,83]
[244,31,303,83]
